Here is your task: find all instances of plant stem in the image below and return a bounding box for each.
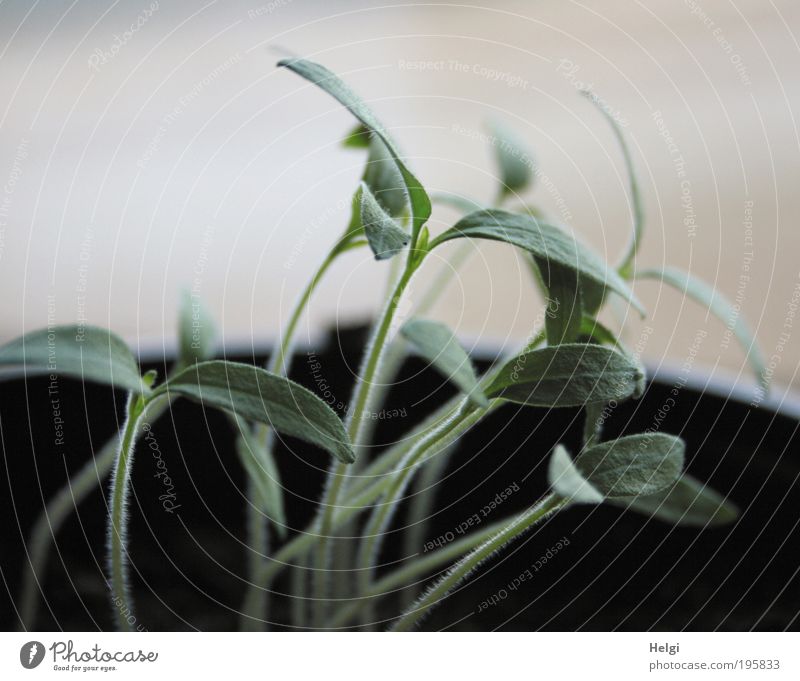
[107,392,149,632]
[391,494,565,631]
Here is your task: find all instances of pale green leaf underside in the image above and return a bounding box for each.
[278,58,431,239]
[637,267,767,390]
[611,473,738,526]
[401,318,489,408]
[0,325,146,394]
[549,444,604,503]
[486,117,535,198]
[360,182,409,260]
[486,343,645,407]
[178,291,216,367]
[157,360,354,464]
[433,209,644,314]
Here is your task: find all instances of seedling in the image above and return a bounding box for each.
[4,58,764,632]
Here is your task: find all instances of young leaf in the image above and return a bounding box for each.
[234,418,288,539]
[611,473,738,526]
[156,360,354,464]
[401,318,489,408]
[535,258,583,345]
[178,291,216,367]
[636,267,767,390]
[486,343,645,407]
[486,117,535,200]
[0,325,146,394]
[549,434,684,504]
[342,122,370,148]
[548,444,604,504]
[431,209,644,314]
[278,57,431,239]
[363,136,407,218]
[575,433,685,498]
[578,316,622,349]
[581,90,643,277]
[359,182,409,261]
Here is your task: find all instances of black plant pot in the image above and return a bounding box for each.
[1,324,798,631]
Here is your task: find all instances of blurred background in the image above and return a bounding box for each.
[1,0,798,396]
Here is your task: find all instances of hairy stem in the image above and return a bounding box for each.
[391,494,565,631]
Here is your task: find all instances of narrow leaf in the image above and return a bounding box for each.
[637,267,767,390]
[611,474,738,526]
[178,291,216,367]
[363,136,407,218]
[157,360,354,464]
[486,343,645,407]
[432,209,644,314]
[535,258,583,345]
[234,418,288,539]
[576,433,685,498]
[0,325,146,394]
[278,58,431,239]
[486,118,535,200]
[548,444,604,504]
[401,318,488,408]
[359,182,409,261]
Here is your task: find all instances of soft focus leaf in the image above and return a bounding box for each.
[536,259,583,345]
[433,209,643,314]
[279,57,431,239]
[401,318,488,408]
[359,182,409,260]
[486,118,535,199]
[612,473,739,526]
[486,343,645,407]
[548,444,604,504]
[158,360,354,464]
[576,433,685,498]
[637,267,767,390]
[342,122,370,148]
[178,291,216,367]
[0,325,146,394]
[363,136,407,217]
[430,191,486,215]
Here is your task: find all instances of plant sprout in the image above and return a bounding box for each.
[4,58,765,632]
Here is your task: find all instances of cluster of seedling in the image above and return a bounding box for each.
[2,58,765,631]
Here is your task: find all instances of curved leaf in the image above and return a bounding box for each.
[0,325,146,394]
[486,343,645,407]
[363,136,407,218]
[637,267,767,390]
[486,117,535,200]
[535,258,583,345]
[611,473,738,526]
[432,209,643,314]
[278,57,431,239]
[359,182,409,261]
[548,444,604,504]
[157,360,354,464]
[401,318,488,407]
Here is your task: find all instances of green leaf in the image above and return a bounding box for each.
[156,360,354,464]
[359,182,409,261]
[342,122,370,148]
[178,291,216,367]
[486,118,535,200]
[611,473,738,526]
[234,418,288,539]
[430,191,486,215]
[401,318,488,408]
[486,343,645,407]
[581,90,643,277]
[278,58,431,240]
[636,267,767,390]
[549,433,684,504]
[535,258,583,345]
[363,136,407,218]
[578,316,622,349]
[576,433,685,498]
[0,325,146,394]
[432,209,644,314]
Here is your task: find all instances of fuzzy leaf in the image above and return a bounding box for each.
[576,433,685,498]
[548,444,604,504]
[486,343,645,407]
[279,57,431,239]
[359,182,409,260]
[637,267,767,390]
[611,473,738,526]
[486,118,535,199]
[401,318,488,407]
[178,291,216,367]
[0,325,146,394]
[432,209,643,314]
[234,418,288,538]
[536,258,583,345]
[157,360,354,464]
[363,136,407,218]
